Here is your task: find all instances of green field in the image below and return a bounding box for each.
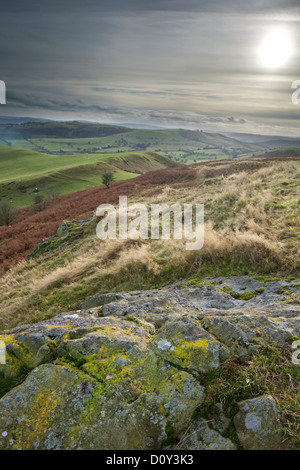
[0,122,263,164]
[0,145,176,208]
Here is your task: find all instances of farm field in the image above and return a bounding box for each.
[0,122,268,163]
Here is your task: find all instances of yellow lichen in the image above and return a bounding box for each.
[12,391,61,450]
[174,337,210,365]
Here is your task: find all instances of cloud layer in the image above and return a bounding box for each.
[1,1,300,135]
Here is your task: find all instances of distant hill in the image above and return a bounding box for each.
[0,116,52,124]
[0,121,131,139]
[243,148,300,159]
[1,121,299,165]
[224,132,300,149]
[0,121,266,164]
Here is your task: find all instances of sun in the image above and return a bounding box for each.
[259,29,292,69]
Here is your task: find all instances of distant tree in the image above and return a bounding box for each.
[45,183,59,199]
[33,194,48,212]
[102,172,115,188]
[0,199,17,226]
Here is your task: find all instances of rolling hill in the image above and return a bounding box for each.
[225,131,300,149]
[0,145,176,208]
[0,121,272,164]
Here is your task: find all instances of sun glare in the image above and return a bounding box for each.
[259,29,292,69]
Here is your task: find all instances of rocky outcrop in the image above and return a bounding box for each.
[26,218,92,260]
[0,276,299,450]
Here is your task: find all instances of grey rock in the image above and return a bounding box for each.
[176,417,236,450]
[150,317,220,373]
[79,293,124,310]
[234,395,284,450]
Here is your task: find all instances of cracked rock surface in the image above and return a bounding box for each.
[0,276,299,450]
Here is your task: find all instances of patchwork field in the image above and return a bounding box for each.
[0,121,273,164]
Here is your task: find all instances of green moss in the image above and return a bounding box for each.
[217,285,265,300]
[236,287,264,300]
[255,275,280,283]
[0,369,28,399]
[285,336,300,344]
[161,420,179,447]
[186,278,218,287]
[223,421,244,450]
[278,287,294,295]
[126,315,143,325]
[60,352,86,369]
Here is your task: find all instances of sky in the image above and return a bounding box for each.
[1,0,300,136]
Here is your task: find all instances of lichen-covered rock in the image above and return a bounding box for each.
[175,417,236,450]
[79,293,124,310]
[202,313,299,361]
[0,357,205,450]
[150,318,220,373]
[187,285,238,309]
[233,395,284,450]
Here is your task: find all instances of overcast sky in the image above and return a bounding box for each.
[1,0,300,135]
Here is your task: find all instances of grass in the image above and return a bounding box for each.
[0,146,175,208]
[197,343,300,449]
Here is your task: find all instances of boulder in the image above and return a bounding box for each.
[234,395,284,450]
[176,417,236,450]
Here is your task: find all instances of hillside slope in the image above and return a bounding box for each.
[0,145,176,207]
[0,154,299,327]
